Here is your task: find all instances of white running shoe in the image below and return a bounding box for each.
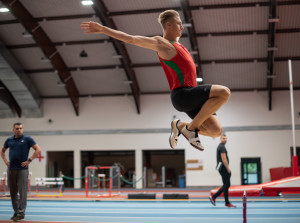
[169,119,181,149]
[181,126,205,151]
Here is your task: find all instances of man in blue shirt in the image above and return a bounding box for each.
[1,123,41,222]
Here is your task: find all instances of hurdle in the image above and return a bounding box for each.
[35,178,64,197]
[85,165,120,198]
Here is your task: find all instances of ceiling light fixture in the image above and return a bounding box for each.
[124,80,133,84]
[182,23,192,28]
[0,7,9,12]
[267,47,278,51]
[40,57,51,62]
[189,51,198,55]
[81,0,93,6]
[22,31,32,38]
[57,81,66,87]
[112,54,122,59]
[266,75,276,79]
[196,77,203,82]
[268,18,279,23]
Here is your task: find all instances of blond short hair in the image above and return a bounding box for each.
[158,10,179,29]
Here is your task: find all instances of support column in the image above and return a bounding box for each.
[74,150,81,189]
[135,149,143,189]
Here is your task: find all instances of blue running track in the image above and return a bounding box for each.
[1,200,300,223]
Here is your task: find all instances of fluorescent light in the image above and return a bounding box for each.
[0,7,9,12]
[124,80,133,84]
[22,31,32,38]
[267,47,278,51]
[182,23,192,27]
[40,57,50,62]
[81,0,93,6]
[268,18,279,23]
[196,78,203,82]
[57,81,66,87]
[112,54,122,59]
[189,51,198,55]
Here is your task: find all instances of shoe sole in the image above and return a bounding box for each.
[181,129,204,151]
[169,119,180,149]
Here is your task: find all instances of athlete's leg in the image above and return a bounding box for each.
[188,85,230,130]
[198,115,222,137]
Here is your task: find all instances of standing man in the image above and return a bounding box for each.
[80,10,230,151]
[209,134,236,208]
[1,123,41,221]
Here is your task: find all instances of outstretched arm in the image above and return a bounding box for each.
[80,21,170,53]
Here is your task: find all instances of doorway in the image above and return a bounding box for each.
[143,149,185,188]
[47,151,74,187]
[241,157,261,185]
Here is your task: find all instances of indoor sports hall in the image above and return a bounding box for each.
[0,0,300,223]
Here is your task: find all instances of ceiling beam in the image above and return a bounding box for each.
[267,0,277,111]
[2,0,80,116]
[180,0,203,82]
[0,80,21,117]
[92,0,141,114]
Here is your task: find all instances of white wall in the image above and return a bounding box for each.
[0,90,299,188]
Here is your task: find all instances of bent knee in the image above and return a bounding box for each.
[220,86,231,101]
[211,126,223,137]
[211,85,231,101]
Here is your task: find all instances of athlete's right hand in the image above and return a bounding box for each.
[80,21,104,34]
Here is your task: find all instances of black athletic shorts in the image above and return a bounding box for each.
[170,85,213,119]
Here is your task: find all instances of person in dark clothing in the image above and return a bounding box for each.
[209,134,236,208]
[1,123,41,221]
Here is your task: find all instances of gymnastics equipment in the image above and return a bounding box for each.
[210,176,300,197]
[85,165,120,198]
[288,60,299,176]
[35,177,64,197]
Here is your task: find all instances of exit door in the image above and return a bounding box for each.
[241,157,261,185]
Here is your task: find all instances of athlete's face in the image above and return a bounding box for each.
[13,125,23,138]
[167,16,183,37]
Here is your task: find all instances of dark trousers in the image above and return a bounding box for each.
[213,168,231,205]
[8,169,29,216]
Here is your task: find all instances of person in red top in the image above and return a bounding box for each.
[81,10,230,151]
